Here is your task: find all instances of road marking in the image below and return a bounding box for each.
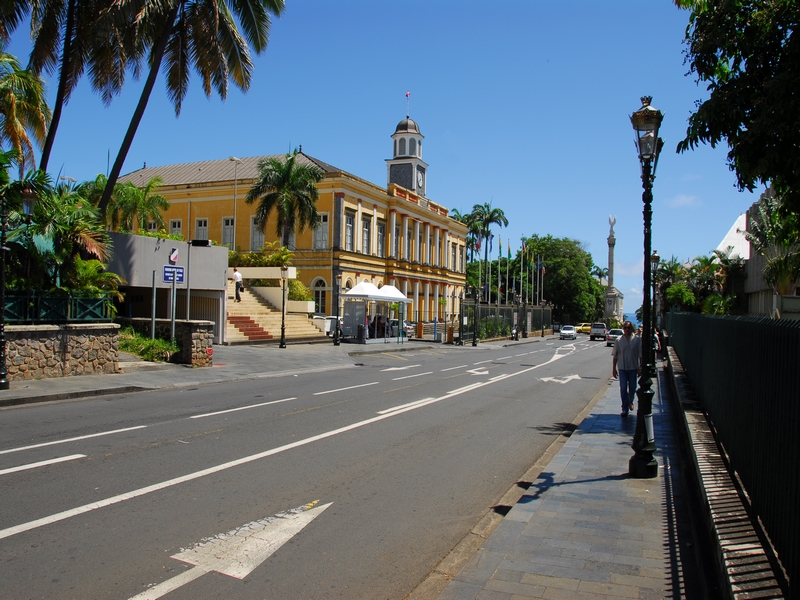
[391,371,432,381]
[0,352,566,541]
[496,356,513,361]
[540,374,581,384]
[129,501,331,599]
[466,368,489,375]
[440,365,467,372]
[0,454,86,476]
[378,398,436,415]
[0,426,148,455]
[473,359,493,365]
[191,398,295,419]
[313,382,379,396]
[381,364,421,372]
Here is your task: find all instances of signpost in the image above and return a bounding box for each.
[163,265,185,284]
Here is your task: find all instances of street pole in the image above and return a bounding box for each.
[651,251,660,370]
[333,274,341,346]
[229,157,241,251]
[458,293,464,345]
[279,265,288,348]
[0,190,9,390]
[472,287,478,347]
[629,96,663,479]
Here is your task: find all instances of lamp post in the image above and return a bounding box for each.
[650,250,660,370]
[279,265,288,348]
[333,274,342,346]
[472,286,478,347]
[458,292,464,345]
[229,156,242,251]
[629,96,664,479]
[1,187,36,390]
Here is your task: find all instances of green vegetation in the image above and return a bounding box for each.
[118,327,179,362]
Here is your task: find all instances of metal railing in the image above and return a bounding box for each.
[457,304,552,342]
[4,293,114,323]
[668,311,799,597]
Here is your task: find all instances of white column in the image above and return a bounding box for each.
[413,280,420,321]
[424,281,430,321]
[371,205,377,256]
[356,200,363,253]
[390,210,397,258]
[434,283,440,320]
[443,230,450,269]
[434,227,440,267]
[402,215,409,260]
[414,220,420,263]
[424,222,431,264]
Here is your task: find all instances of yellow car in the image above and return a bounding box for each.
[576,323,592,334]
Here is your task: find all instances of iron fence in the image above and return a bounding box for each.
[454,304,552,342]
[668,311,800,597]
[4,293,114,323]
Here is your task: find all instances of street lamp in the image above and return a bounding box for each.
[229,156,242,251]
[458,292,464,345]
[650,250,660,369]
[333,274,342,346]
[279,265,288,349]
[629,96,664,479]
[1,186,36,390]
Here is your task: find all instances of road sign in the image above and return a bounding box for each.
[169,248,179,264]
[163,265,185,283]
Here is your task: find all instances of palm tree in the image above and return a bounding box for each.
[245,150,323,248]
[0,47,51,177]
[470,202,508,300]
[591,265,608,282]
[451,208,480,263]
[107,177,169,232]
[97,0,286,216]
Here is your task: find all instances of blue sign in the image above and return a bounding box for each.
[163,265,185,283]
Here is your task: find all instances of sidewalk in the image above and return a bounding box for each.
[435,365,704,600]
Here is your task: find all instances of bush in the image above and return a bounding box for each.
[118,326,179,362]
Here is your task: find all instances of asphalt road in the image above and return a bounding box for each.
[1,338,613,599]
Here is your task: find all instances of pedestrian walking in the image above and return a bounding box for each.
[232,268,243,302]
[612,321,642,417]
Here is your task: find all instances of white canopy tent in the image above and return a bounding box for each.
[341,282,411,341]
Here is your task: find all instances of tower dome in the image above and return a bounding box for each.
[394,118,420,135]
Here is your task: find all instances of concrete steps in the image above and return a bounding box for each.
[226,281,325,343]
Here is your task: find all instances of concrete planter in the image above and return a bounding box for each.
[250,287,314,314]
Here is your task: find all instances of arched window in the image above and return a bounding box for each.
[409,138,416,156]
[418,140,422,157]
[394,139,397,157]
[313,279,327,314]
[398,138,406,156]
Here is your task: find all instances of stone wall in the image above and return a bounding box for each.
[6,323,120,381]
[119,318,214,367]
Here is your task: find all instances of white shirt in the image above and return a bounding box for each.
[612,334,642,371]
[233,271,242,284]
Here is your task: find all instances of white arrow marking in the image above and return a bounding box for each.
[130,501,332,599]
[381,364,421,372]
[466,368,490,375]
[540,374,581,385]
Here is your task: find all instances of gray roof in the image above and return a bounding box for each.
[118,152,342,187]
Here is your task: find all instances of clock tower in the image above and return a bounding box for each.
[386,116,428,197]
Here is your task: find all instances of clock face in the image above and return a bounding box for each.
[417,170,424,188]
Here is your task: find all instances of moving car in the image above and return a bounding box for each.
[606,328,623,346]
[388,319,414,338]
[576,323,592,334]
[559,325,577,340]
[590,322,608,341]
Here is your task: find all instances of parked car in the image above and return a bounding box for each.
[576,323,592,334]
[606,328,623,346]
[325,316,344,336]
[590,322,608,341]
[559,325,577,340]
[388,319,414,338]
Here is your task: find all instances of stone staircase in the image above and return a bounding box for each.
[226,281,325,344]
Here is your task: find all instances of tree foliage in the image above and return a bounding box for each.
[677,0,800,213]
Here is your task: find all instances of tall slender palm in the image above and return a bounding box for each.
[0,48,51,177]
[245,150,323,248]
[450,208,480,263]
[97,0,286,216]
[107,176,169,231]
[470,202,508,299]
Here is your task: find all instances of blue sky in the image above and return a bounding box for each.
[7,1,761,312]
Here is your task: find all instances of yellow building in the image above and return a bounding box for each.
[120,117,468,322]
